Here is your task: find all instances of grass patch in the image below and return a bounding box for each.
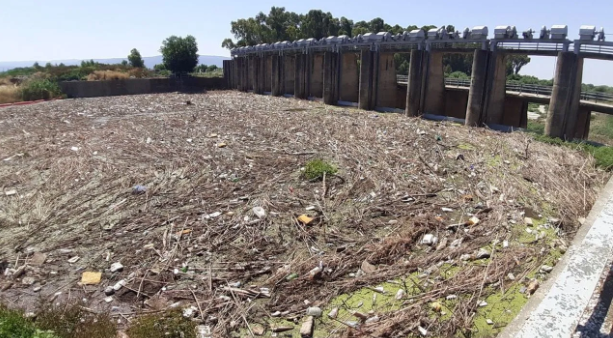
[527,119,545,135]
[532,134,613,170]
[303,158,338,180]
[0,85,21,104]
[589,113,613,145]
[127,310,197,338]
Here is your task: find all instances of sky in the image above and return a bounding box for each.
[1,0,612,85]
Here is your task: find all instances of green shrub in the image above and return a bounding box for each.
[303,159,338,180]
[36,302,116,338]
[0,305,58,338]
[20,79,63,101]
[127,311,196,338]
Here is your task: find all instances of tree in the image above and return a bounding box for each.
[506,55,531,75]
[154,63,166,71]
[208,65,218,72]
[121,60,128,66]
[160,35,199,74]
[33,62,41,69]
[128,48,145,68]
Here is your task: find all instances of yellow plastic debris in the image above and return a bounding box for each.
[217,143,227,148]
[430,301,442,312]
[468,216,480,226]
[81,271,102,285]
[297,214,313,225]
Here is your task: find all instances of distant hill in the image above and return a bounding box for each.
[0,55,230,72]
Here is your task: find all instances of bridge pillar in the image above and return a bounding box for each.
[340,52,359,103]
[375,52,397,108]
[546,52,578,139]
[565,57,585,139]
[422,51,446,115]
[406,50,424,116]
[359,49,375,110]
[310,53,324,98]
[294,54,307,99]
[484,53,507,125]
[271,55,281,96]
[466,49,489,126]
[323,51,338,105]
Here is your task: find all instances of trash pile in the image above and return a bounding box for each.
[0,92,608,337]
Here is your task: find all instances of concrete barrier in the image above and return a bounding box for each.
[59,77,225,98]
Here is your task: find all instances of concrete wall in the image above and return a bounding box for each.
[375,52,398,108]
[60,77,224,98]
[485,53,507,124]
[310,54,324,98]
[445,89,469,119]
[284,56,295,95]
[340,52,359,102]
[502,96,528,128]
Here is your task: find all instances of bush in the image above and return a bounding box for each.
[303,159,338,180]
[86,70,130,81]
[20,79,62,101]
[36,302,116,338]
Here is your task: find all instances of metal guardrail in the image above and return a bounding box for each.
[396,75,613,104]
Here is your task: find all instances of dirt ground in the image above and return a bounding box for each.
[0,91,609,337]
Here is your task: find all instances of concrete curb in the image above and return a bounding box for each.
[499,175,613,338]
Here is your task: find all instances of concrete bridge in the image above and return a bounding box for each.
[223,25,613,140]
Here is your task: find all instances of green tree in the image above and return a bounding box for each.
[506,55,531,75]
[160,35,199,74]
[121,60,128,66]
[208,65,218,72]
[33,62,42,70]
[128,48,145,68]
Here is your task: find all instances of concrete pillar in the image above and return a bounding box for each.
[565,57,585,138]
[422,51,445,115]
[323,52,336,104]
[359,49,374,110]
[284,55,295,95]
[223,60,229,88]
[375,52,397,108]
[574,107,591,140]
[465,49,490,126]
[256,56,265,94]
[340,53,359,102]
[271,55,281,96]
[294,54,306,99]
[310,53,324,98]
[406,50,424,116]
[232,58,238,89]
[264,56,272,93]
[237,58,246,92]
[484,53,507,124]
[545,52,578,139]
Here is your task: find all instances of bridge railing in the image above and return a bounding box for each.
[396,75,613,104]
